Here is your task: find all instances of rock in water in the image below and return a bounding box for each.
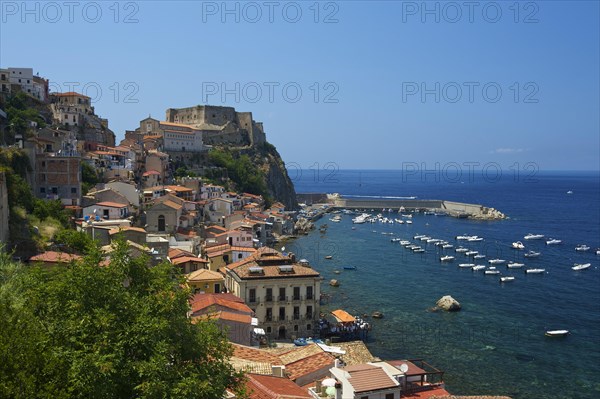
[329,279,340,287]
[436,295,461,311]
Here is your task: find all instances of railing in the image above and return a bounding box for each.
[248,296,259,304]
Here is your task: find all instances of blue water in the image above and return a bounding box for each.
[287,170,600,399]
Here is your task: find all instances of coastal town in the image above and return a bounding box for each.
[0,66,516,399]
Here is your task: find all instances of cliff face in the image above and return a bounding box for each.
[262,148,298,210]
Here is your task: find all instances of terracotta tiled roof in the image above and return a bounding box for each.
[285,352,335,381]
[190,293,252,314]
[246,373,311,399]
[54,91,89,98]
[96,201,128,208]
[171,256,208,266]
[278,344,323,365]
[160,200,182,210]
[29,251,82,263]
[233,344,281,364]
[142,170,161,176]
[169,248,195,259]
[186,268,222,282]
[109,226,146,235]
[165,185,192,192]
[343,364,398,393]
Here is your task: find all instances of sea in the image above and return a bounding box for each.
[286,169,600,399]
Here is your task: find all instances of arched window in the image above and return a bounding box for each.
[158,215,166,232]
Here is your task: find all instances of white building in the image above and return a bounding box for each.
[160,121,203,152]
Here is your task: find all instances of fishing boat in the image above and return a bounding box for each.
[524,233,545,240]
[545,330,569,337]
[500,276,515,282]
[512,241,525,250]
[575,244,590,252]
[440,255,454,262]
[472,265,486,271]
[507,262,525,269]
[572,263,591,271]
[546,238,562,245]
[488,259,506,265]
[459,263,475,268]
[525,268,546,274]
[524,251,541,258]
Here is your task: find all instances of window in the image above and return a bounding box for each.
[266,326,272,333]
[51,187,58,194]
[293,306,300,320]
[266,307,272,321]
[306,286,313,300]
[293,287,300,300]
[103,209,109,219]
[278,307,285,321]
[249,288,256,303]
[278,287,286,301]
[266,288,273,302]
[306,306,313,319]
[71,187,77,194]
[214,283,220,293]
[385,394,395,399]
[306,324,312,331]
[294,325,298,332]
[40,187,45,194]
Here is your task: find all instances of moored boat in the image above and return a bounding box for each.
[525,268,546,274]
[485,269,500,275]
[524,233,545,240]
[488,259,506,265]
[575,244,590,252]
[440,255,454,262]
[459,263,475,268]
[524,251,541,258]
[546,238,562,245]
[572,263,591,271]
[545,330,569,337]
[507,262,525,269]
[512,241,525,250]
[472,265,486,271]
[500,276,515,282]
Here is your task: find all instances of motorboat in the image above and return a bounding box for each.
[472,265,486,271]
[413,248,425,253]
[456,235,471,240]
[459,263,475,268]
[473,254,486,259]
[419,236,431,241]
[440,255,454,262]
[500,276,515,282]
[488,259,506,265]
[455,247,469,253]
[546,238,562,245]
[575,245,590,252]
[330,215,342,223]
[524,233,545,240]
[507,262,525,269]
[414,234,426,240]
[572,263,591,271]
[525,268,546,274]
[545,330,569,337]
[442,244,454,249]
[399,240,411,246]
[467,236,484,242]
[325,255,333,260]
[512,241,525,250]
[485,269,500,275]
[465,251,479,257]
[524,251,541,258]
[406,220,413,224]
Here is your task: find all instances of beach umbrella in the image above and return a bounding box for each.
[321,378,337,387]
[325,386,337,396]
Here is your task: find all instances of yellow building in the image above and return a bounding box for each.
[187,269,225,294]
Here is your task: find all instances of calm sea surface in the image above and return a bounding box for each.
[287,170,600,399]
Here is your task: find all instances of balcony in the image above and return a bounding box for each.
[248,296,259,304]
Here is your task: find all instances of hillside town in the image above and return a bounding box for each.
[0,67,513,399]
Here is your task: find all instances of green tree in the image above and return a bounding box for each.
[0,241,245,398]
[53,229,96,255]
[81,162,99,195]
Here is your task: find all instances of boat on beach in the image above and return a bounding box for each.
[545,330,569,337]
[572,263,591,271]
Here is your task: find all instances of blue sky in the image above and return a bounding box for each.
[1,1,599,170]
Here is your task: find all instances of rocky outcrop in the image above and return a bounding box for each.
[436,295,462,312]
[294,217,314,235]
[263,147,298,210]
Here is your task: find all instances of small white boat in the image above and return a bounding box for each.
[413,248,425,253]
[525,268,546,274]
[567,190,573,194]
[467,236,484,242]
[440,255,455,262]
[524,233,545,240]
[472,265,486,271]
[524,251,541,258]
[413,235,426,239]
[597,249,600,255]
[406,220,413,224]
[546,238,562,245]
[572,263,591,271]
[391,238,401,242]
[473,254,486,259]
[455,247,469,253]
[419,236,431,241]
[507,262,525,269]
[465,251,479,257]
[442,244,454,249]
[459,263,475,268]
[399,240,411,246]
[485,269,500,275]
[545,330,569,337]
[500,276,515,282]
[456,235,471,240]
[488,259,506,265]
[575,245,590,252]
[512,241,525,250]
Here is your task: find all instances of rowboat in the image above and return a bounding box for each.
[545,330,569,337]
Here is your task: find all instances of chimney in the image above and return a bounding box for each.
[271,365,286,378]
